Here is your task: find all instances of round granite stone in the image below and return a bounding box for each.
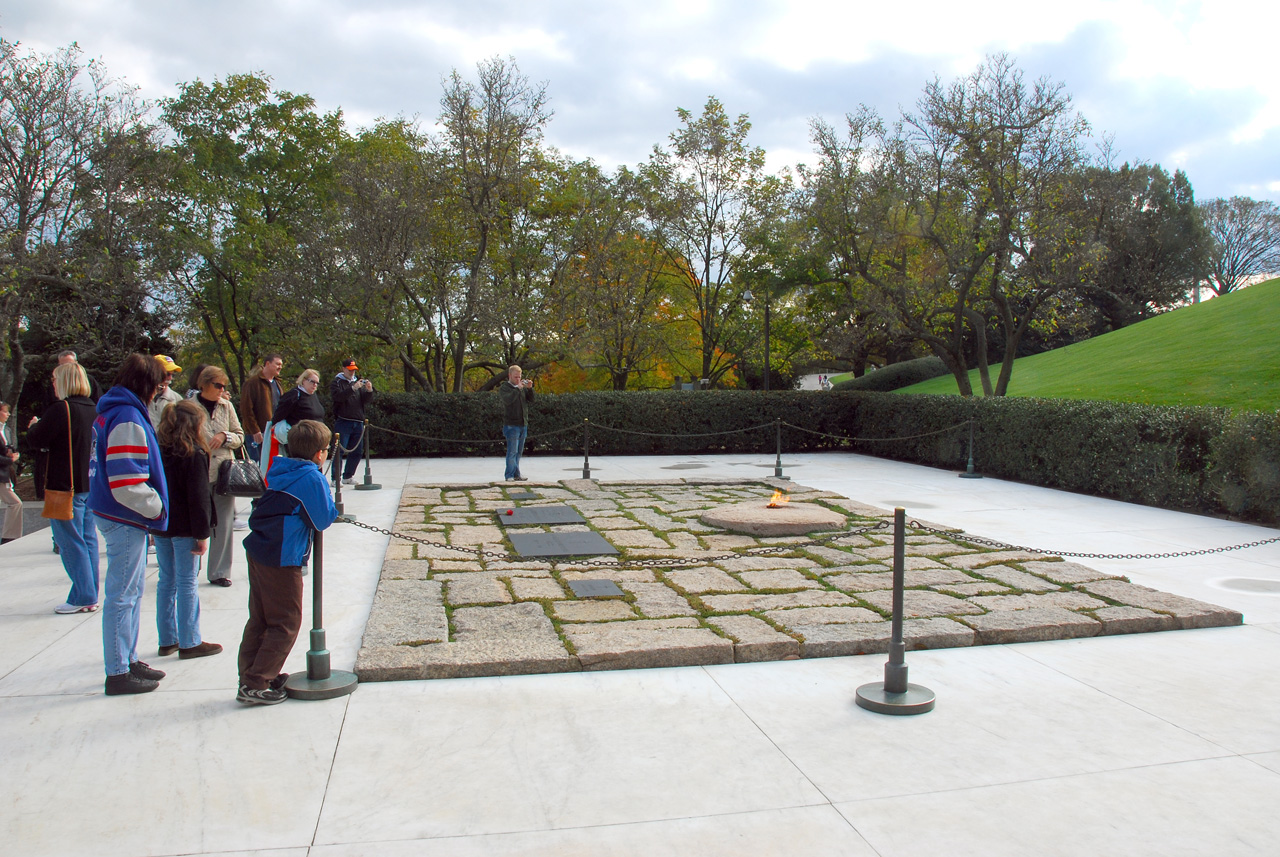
[700,501,847,537]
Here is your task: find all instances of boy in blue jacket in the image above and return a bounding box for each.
[236,419,338,705]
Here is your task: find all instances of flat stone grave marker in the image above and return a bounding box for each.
[505,490,539,501]
[568,579,626,598]
[508,531,619,557]
[498,505,586,526]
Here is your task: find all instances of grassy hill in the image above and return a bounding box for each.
[898,277,1280,411]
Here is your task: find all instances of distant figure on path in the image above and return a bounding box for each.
[0,401,22,544]
[330,359,373,485]
[499,365,534,482]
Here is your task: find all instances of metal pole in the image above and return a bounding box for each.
[355,419,381,490]
[855,508,935,715]
[773,418,787,480]
[582,418,591,480]
[284,530,358,700]
[959,418,982,479]
[332,437,345,514]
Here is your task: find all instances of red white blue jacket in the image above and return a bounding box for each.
[87,386,169,531]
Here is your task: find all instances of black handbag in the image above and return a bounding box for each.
[215,444,266,497]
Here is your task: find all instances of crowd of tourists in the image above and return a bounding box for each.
[0,351,363,703]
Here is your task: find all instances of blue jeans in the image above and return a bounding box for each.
[97,517,148,676]
[155,536,203,649]
[503,425,527,480]
[335,418,364,479]
[244,438,262,466]
[49,492,100,607]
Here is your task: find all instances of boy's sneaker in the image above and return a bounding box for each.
[130,661,166,681]
[236,684,288,705]
[270,673,289,690]
[105,672,159,695]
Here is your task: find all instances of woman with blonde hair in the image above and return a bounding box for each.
[27,361,100,613]
[266,368,324,466]
[154,400,222,658]
[194,366,245,586]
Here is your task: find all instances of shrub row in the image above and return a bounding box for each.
[364,390,1280,524]
[831,356,949,392]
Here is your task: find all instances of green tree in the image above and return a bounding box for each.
[157,72,348,387]
[643,97,768,387]
[1077,161,1209,332]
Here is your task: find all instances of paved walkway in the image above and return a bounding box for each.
[3,452,1280,856]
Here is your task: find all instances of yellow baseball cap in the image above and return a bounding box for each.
[154,354,182,373]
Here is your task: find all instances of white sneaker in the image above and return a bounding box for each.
[342,477,355,485]
[233,518,248,530]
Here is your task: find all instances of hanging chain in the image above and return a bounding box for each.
[338,517,890,568]
[906,520,1280,561]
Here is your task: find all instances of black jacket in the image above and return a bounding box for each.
[330,373,373,421]
[26,396,96,493]
[273,387,326,426]
[498,381,534,426]
[155,448,214,540]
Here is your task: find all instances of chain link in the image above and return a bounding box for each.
[906,520,1280,560]
[338,517,890,568]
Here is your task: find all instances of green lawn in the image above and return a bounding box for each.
[898,277,1280,411]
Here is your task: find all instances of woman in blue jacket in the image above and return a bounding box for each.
[88,354,170,696]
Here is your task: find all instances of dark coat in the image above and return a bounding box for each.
[273,387,325,426]
[25,396,96,493]
[155,448,214,540]
[330,373,373,422]
[498,381,534,426]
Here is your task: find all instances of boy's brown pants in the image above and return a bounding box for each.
[238,556,304,690]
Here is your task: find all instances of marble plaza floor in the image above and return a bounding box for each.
[3,451,1280,856]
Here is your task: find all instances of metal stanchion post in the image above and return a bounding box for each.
[582,418,591,480]
[855,508,936,715]
[331,437,354,522]
[285,530,358,700]
[773,418,788,480]
[354,420,380,490]
[959,419,982,479]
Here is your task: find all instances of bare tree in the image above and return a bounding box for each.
[435,57,551,391]
[0,38,148,405]
[1200,196,1280,296]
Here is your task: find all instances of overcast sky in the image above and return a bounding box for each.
[5,0,1278,202]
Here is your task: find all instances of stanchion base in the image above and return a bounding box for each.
[285,670,358,700]
[958,471,983,479]
[855,682,936,715]
[354,483,381,491]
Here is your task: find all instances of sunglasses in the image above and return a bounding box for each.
[211,383,226,390]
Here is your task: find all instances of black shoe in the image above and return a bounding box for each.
[130,661,165,681]
[179,641,223,659]
[211,578,233,587]
[105,672,159,695]
[236,684,287,705]
[158,644,180,657]
[270,673,289,690]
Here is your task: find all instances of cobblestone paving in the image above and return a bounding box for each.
[354,479,1243,681]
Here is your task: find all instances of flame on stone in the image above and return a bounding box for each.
[767,489,789,508]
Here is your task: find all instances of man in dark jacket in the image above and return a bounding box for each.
[329,359,373,484]
[498,365,534,481]
[241,354,283,463]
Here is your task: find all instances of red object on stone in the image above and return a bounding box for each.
[506,509,514,515]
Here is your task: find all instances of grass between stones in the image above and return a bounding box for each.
[355,479,1244,680]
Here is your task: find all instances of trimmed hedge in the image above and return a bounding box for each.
[364,390,1280,524]
[831,356,949,392]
